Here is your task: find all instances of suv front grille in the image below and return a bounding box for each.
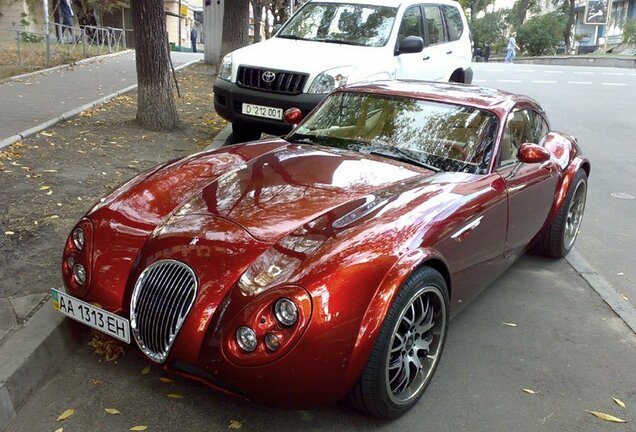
[237,66,308,95]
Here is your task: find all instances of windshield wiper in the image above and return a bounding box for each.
[367,148,442,172]
[277,34,308,41]
[315,38,362,46]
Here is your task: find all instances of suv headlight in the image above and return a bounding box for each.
[218,53,233,81]
[308,65,357,94]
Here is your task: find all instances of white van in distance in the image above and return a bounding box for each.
[213,0,473,142]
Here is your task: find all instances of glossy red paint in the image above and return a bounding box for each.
[284,107,303,124]
[60,82,590,409]
[518,143,551,164]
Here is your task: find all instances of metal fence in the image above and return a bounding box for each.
[0,24,126,79]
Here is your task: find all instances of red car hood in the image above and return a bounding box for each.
[173,144,430,242]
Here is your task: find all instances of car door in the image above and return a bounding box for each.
[420,4,451,81]
[394,5,430,81]
[498,108,560,256]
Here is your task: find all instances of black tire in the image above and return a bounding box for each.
[533,169,587,258]
[347,266,449,419]
[231,122,262,144]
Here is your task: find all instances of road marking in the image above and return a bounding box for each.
[515,69,533,72]
[484,69,506,72]
[568,81,592,85]
[544,70,564,73]
[497,79,523,83]
[532,80,557,83]
[574,71,593,75]
[601,82,628,86]
[473,79,488,82]
[602,72,623,75]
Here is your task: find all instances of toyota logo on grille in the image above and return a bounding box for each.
[262,71,276,83]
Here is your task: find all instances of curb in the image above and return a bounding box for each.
[0,58,202,151]
[0,58,204,430]
[566,249,636,334]
[0,49,134,85]
[205,124,233,150]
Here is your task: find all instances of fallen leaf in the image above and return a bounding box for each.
[166,393,185,399]
[503,322,518,327]
[104,408,121,415]
[56,408,75,421]
[54,428,64,432]
[4,231,15,235]
[88,330,124,361]
[523,388,537,394]
[90,378,101,385]
[159,377,174,383]
[39,185,50,190]
[47,190,53,195]
[141,365,151,375]
[229,419,243,429]
[129,427,148,431]
[588,411,626,423]
[613,397,626,408]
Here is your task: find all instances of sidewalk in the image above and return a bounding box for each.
[0,50,203,148]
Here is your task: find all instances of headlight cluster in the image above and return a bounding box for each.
[63,220,93,294]
[308,65,356,94]
[218,53,233,81]
[235,297,298,353]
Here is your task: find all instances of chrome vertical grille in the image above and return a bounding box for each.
[130,259,197,363]
[236,66,308,94]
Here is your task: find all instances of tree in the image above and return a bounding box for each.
[251,0,266,43]
[131,0,179,131]
[221,0,250,59]
[516,12,566,56]
[470,10,509,50]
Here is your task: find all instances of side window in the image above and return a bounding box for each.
[423,5,444,45]
[398,6,424,40]
[442,5,463,41]
[529,111,549,144]
[499,109,533,167]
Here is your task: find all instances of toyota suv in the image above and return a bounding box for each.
[213,0,473,142]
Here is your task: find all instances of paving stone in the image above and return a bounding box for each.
[8,294,47,322]
[0,300,17,331]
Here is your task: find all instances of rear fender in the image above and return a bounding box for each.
[344,247,449,387]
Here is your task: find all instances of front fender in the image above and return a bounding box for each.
[344,247,449,387]
[548,156,591,223]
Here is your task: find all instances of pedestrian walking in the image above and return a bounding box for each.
[59,0,74,43]
[190,27,198,53]
[484,45,490,63]
[505,32,520,63]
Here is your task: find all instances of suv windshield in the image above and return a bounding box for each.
[288,92,499,174]
[278,3,398,47]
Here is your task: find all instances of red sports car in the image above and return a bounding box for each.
[52,81,590,418]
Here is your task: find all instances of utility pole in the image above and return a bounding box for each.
[203,0,224,65]
[43,0,50,67]
[603,0,612,52]
[178,0,182,47]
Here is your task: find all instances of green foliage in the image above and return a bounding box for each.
[82,0,129,14]
[516,11,565,56]
[470,10,509,50]
[19,31,43,42]
[624,19,636,45]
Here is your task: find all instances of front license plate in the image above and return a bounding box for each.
[241,103,283,120]
[51,288,130,343]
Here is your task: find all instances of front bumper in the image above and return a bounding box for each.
[213,78,326,135]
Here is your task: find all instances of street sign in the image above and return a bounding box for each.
[584,0,609,25]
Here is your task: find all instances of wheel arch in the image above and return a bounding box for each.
[343,247,451,388]
[548,156,591,223]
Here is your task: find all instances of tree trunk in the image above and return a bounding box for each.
[221,0,250,59]
[564,0,576,54]
[517,0,530,25]
[252,1,263,43]
[131,0,179,131]
[470,0,481,22]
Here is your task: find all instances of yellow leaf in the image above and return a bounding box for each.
[56,408,75,421]
[229,420,243,429]
[141,365,151,375]
[54,428,64,432]
[613,397,626,408]
[159,377,174,383]
[588,411,626,423]
[4,231,15,235]
[503,322,517,327]
[104,408,120,415]
[166,393,184,399]
[129,427,148,431]
[523,388,536,394]
[39,185,50,190]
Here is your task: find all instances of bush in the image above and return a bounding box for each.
[470,10,509,51]
[624,19,636,45]
[516,12,566,56]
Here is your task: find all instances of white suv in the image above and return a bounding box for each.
[214,0,473,142]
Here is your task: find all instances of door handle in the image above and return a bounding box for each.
[446,50,453,55]
[422,55,430,61]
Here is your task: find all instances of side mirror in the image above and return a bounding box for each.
[518,143,551,164]
[284,107,303,125]
[396,36,424,55]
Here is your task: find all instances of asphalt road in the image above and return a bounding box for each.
[472,62,636,313]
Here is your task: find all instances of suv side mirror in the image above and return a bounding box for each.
[518,143,551,164]
[396,36,424,55]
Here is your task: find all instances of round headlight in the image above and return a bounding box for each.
[274,298,298,326]
[236,326,257,352]
[265,333,280,351]
[72,228,85,250]
[73,264,86,285]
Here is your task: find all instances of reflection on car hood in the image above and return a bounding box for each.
[175,144,430,242]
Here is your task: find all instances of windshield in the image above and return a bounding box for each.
[278,3,397,47]
[288,92,499,174]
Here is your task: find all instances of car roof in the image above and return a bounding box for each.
[341,80,540,114]
[309,0,461,8]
